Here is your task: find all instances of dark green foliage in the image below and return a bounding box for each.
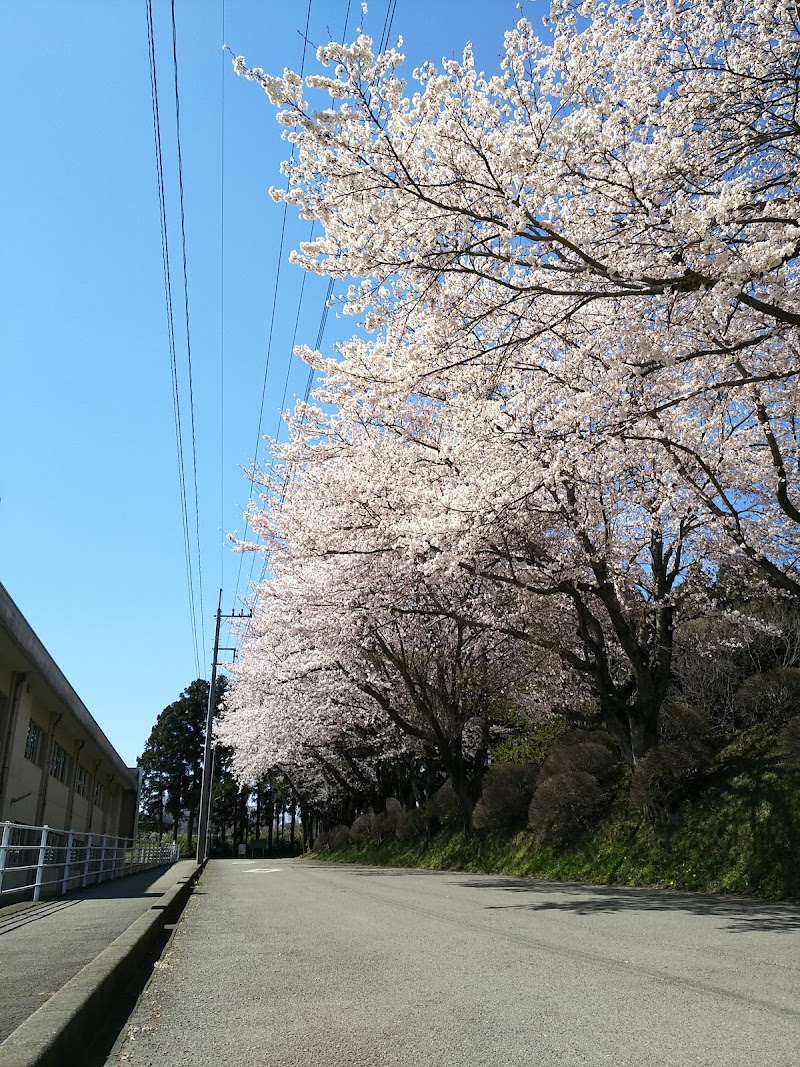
[395,805,425,843]
[538,737,619,785]
[348,801,415,847]
[138,679,208,849]
[630,744,705,823]
[315,730,800,899]
[138,677,228,854]
[373,798,403,842]
[526,731,621,845]
[314,828,331,851]
[349,812,376,845]
[472,762,538,833]
[384,797,402,828]
[528,771,606,845]
[734,667,800,726]
[368,810,394,843]
[627,701,713,823]
[425,780,461,835]
[329,824,351,850]
[491,717,569,765]
[777,716,800,769]
[659,701,711,750]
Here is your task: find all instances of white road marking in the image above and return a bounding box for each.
[244,868,283,873]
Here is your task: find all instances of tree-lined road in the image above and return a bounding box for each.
[107,860,800,1066]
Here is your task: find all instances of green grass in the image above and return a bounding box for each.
[310,735,800,900]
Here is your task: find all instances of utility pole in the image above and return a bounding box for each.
[196,591,222,864]
[196,593,251,864]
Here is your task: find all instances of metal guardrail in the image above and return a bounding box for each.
[0,820,180,902]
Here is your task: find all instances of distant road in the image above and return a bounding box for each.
[107,858,800,1066]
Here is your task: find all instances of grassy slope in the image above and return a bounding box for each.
[313,730,800,900]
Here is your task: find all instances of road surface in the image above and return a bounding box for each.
[107,858,800,1066]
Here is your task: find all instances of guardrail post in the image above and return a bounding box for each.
[82,833,93,888]
[98,836,107,883]
[0,821,12,895]
[61,829,74,894]
[33,826,49,902]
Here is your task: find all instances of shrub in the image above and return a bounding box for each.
[349,813,376,845]
[425,780,462,835]
[472,763,538,834]
[629,743,704,823]
[491,717,569,765]
[395,805,425,843]
[328,824,351,850]
[314,829,331,852]
[734,667,800,726]
[659,700,710,748]
[538,732,620,787]
[371,809,397,843]
[528,771,605,845]
[777,716,800,769]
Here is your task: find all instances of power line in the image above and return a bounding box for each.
[233,0,315,606]
[236,0,355,642]
[170,0,207,661]
[220,0,227,595]
[378,0,398,51]
[146,0,201,675]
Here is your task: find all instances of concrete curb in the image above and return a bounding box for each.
[0,862,205,1067]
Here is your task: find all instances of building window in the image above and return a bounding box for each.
[74,764,89,798]
[24,721,43,765]
[50,741,70,783]
[93,782,105,809]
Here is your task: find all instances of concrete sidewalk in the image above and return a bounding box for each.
[0,859,198,1064]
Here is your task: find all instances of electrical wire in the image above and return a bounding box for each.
[170,0,207,661]
[233,0,314,605]
[220,0,227,598]
[235,0,356,642]
[146,0,201,675]
[378,0,398,51]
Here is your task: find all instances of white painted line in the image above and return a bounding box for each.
[244,868,283,873]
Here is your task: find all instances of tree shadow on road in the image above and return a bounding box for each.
[448,877,800,934]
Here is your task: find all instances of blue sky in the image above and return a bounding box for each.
[1,0,539,767]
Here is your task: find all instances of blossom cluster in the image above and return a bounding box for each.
[220,2,799,809]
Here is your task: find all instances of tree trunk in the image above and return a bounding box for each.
[604,698,660,766]
[445,741,474,836]
[240,791,249,842]
[629,703,660,765]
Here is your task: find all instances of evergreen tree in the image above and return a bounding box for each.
[138,678,226,852]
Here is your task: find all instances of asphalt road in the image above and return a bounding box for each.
[107,859,800,1066]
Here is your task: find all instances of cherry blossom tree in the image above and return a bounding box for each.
[232,0,798,593]
[221,412,548,832]
[223,1,800,820]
